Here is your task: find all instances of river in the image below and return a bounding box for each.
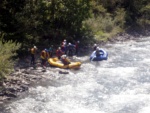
[1,36,150,113]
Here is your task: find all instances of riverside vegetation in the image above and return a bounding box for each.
[0,0,150,102]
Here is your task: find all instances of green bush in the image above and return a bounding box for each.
[0,38,21,80]
[83,8,126,41]
[137,4,150,27]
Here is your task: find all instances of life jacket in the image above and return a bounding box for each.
[96,50,100,57]
[48,47,53,52]
[61,45,65,52]
[56,49,63,57]
[61,58,70,65]
[94,46,97,51]
[41,50,49,59]
[30,48,36,54]
[68,44,74,50]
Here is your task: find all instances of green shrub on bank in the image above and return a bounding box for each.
[0,39,21,80]
[137,4,150,27]
[83,8,125,42]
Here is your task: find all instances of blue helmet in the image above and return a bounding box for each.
[45,49,49,52]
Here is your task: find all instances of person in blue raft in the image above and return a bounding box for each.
[90,47,108,61]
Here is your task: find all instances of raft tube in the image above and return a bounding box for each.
[48,57,81,69]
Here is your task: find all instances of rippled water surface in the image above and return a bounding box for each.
[2,37,150,113]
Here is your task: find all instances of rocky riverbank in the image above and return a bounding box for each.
[115,26,150,41]
[0,57,70,104]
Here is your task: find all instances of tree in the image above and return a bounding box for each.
[0,34,21,80]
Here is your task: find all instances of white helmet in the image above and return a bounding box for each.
[94,44,97,46]
[96,47,100,50]
[64,55,67,58]
[61,54,67,58]
[34,46,37,49]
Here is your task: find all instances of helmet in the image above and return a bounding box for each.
[63,54,67,58]
[61,54,67,58]
[68,43,71,45]
[45,49,48,52]
[34,46,37,49]
[77,41,80,43]
[58,47,61,50]
[96,47,100,51]
[94,44,97,46]
[64,39,66,42]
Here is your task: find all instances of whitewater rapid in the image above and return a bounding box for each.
[1,37,150,113]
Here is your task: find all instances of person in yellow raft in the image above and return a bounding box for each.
[40,49,50,68]
[30,46,37,65]
[60,54,71,65]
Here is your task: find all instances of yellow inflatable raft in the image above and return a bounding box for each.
[48,57,81,69]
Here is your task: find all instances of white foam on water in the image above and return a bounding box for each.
[139,104,150,113]
[102,94,150,113]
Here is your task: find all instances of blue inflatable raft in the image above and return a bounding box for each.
[90,49,108,61]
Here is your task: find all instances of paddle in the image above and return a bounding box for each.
[90,55,96,62]
[90,51,96,62]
